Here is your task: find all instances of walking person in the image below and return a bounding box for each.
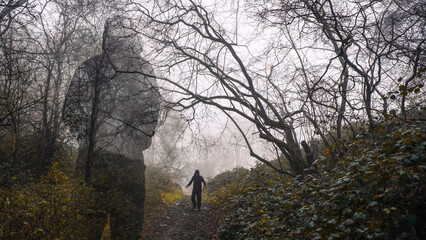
[186,170,206,210]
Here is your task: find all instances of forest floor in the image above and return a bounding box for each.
[141,196,220,240]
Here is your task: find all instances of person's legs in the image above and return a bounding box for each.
[196,191,202,210]
[191,192,196,209]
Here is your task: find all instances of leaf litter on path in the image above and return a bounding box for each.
[141,196,220,240]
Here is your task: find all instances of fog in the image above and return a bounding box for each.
[141,0,285,183]
[145,109,275,184]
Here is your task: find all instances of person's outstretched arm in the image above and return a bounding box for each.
[186,177,194,188]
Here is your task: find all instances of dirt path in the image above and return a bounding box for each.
[141,196,220,240]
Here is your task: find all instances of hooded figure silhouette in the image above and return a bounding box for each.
[186,170,206,210]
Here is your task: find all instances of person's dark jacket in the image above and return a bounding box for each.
[187,175,206,193]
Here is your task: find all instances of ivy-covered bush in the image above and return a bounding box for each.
[211,121,425,239]
[207,167,250,194]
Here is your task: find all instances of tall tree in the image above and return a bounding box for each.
[0,0,28,37]
[129,0,424,176]
[131,0,310,176]
[63,16,161,181]
[254,0,425,128]
[145,110,190,181]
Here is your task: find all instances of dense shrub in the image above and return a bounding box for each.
[140,164,184,240]
[207,167,250,194]
[144,164,183,216]
[0,131,184,240]
[0,132,72,185]
[0,163,99,239]
[87,152,146,240]
[0,142,149,239]
[211,121,425,239]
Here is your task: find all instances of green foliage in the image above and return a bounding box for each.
[207,167,250,195]
[140,165,183,240]
[0,144,149,239]
[144,164,183,216]
[0,131,75,184]
[90,152,146,240]
[211,121,425,239]
[0,162,99,239]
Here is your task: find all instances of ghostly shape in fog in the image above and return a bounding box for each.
[63,16,161,161]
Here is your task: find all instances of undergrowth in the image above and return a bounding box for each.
[0,163,99,239]
[144,165,183,217]
[0,137,183,240]
[210,121,425,239]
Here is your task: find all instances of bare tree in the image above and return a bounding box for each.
[29,0,102,173]
[145,110,190,181]
[0,0,29,37]
[63,16,161,181]
[0,0,40,173]
[0,28,36,164]
[255,0,424,128]
[129,0,312,176]
[127,0,424,176]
